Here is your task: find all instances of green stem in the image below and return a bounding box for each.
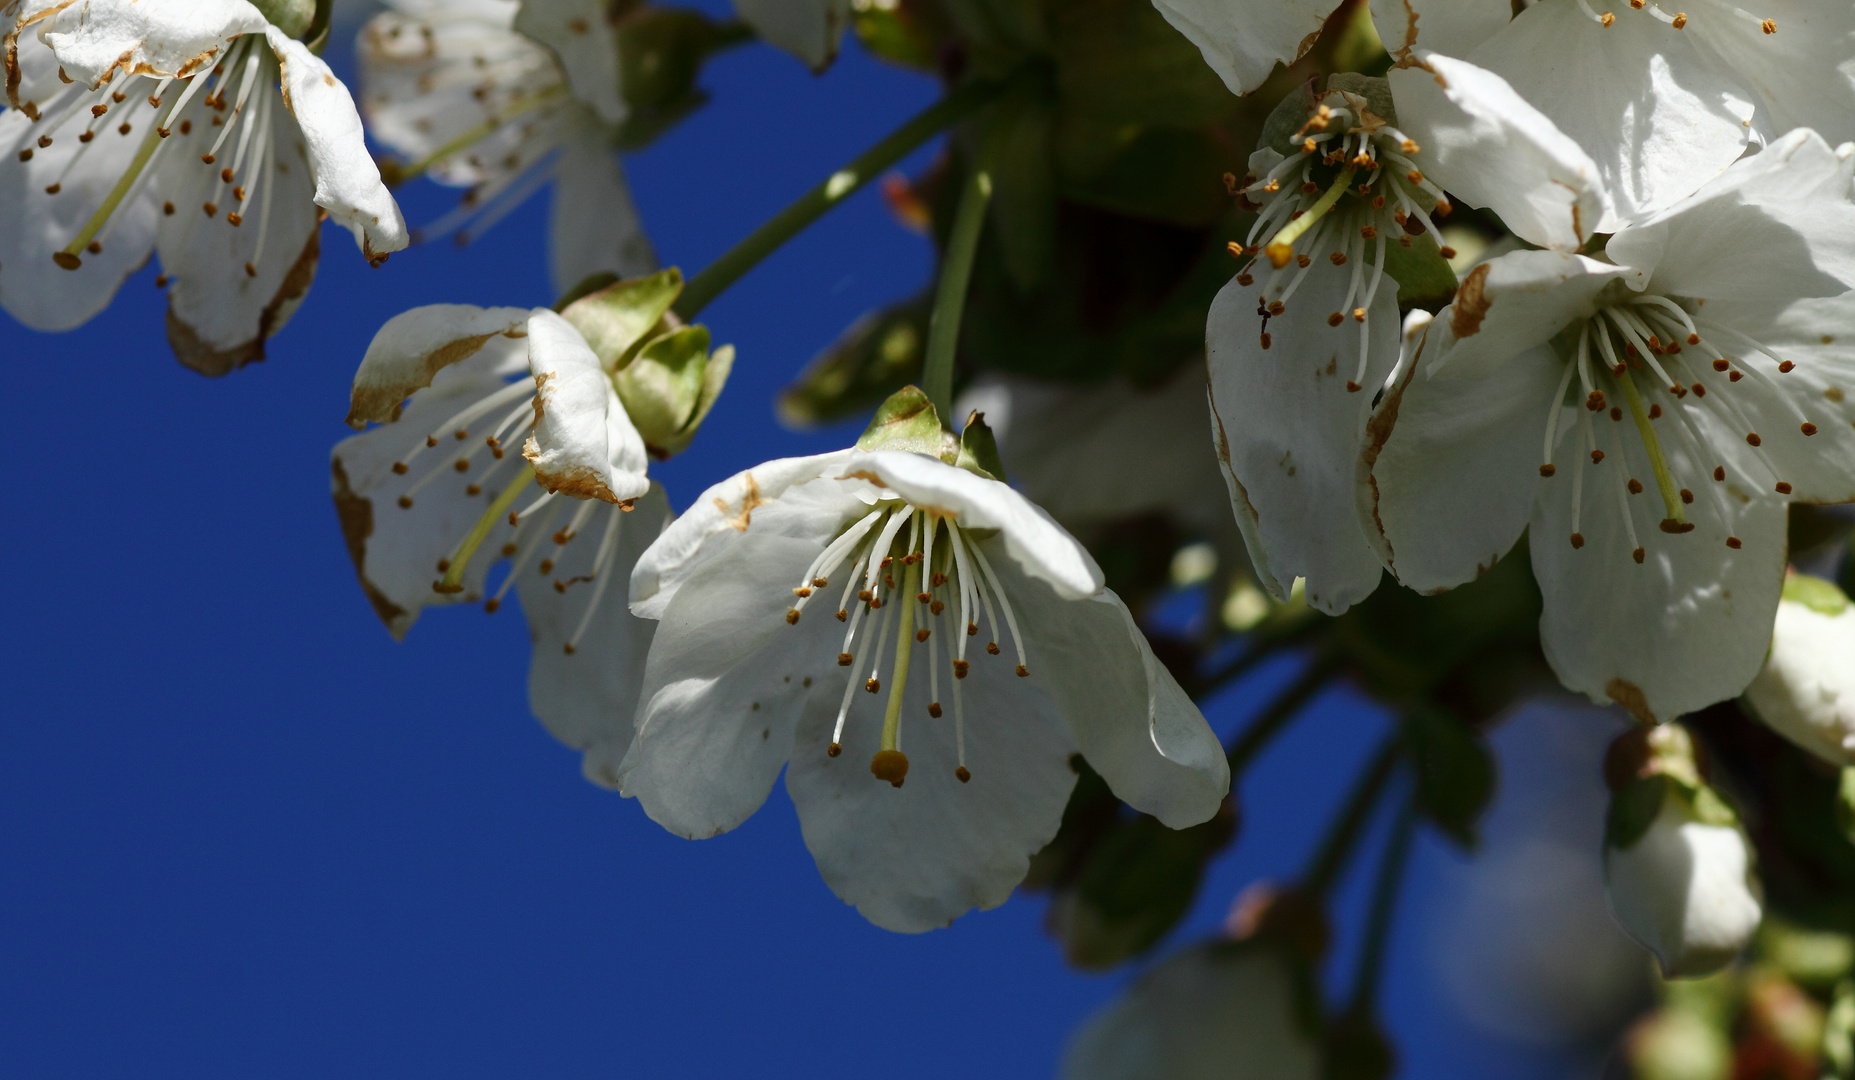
[1301,735,1402,900]
[920,141,995,421]
[1225,653,1335,775]
[671,75,1015,322]
[1346,796,1418,1016]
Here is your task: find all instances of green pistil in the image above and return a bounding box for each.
[55,119,167,270]
[1263,164,1357,269]
[879,558,920,754]
[1615,367,1691,531]
[434,466,535,594]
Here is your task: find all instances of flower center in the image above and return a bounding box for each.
[30,36,293,275]
[386,373,633,652]
[1231,98,1452,393]
[1536,293,1817,558]
[784,505,1030,788]
[1571,0,1777,33]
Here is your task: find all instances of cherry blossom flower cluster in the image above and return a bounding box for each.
[12,0,1855,1068]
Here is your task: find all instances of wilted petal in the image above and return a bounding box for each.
[522,307,649,504]
[38,0,267,85]
[346,303,533,426]
[266,28,408,262]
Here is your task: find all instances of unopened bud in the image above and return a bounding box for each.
[1743,573,1855,766]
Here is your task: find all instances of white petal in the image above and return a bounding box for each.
[521,307,650,504]
[1531,408,1787,722]
[1387,54,1608,250]
[0,100,159,330]
[1206,265,1397,613]
[1743,590,1855,767]
[512,0,625,124]
[266,28,408,262]
[1002,554,1228,828]
[155,100,323,376]
[627,449,862,620]
[617,532,831,838]
[836,450,1104,600]
[548,111,655,295]
[357,7,536,168]
[518,484,672,785]
[1062,945,1320,1080]
[1148,0,1336,96]
[785,612,1078,933]
[730,0,852,70]
[1361,326,1560,593]
[1616,129,1855,318]
[1460,0,1754,229]
[346,303,533,426]
[1605,795,1762,979]
[330,340,535,638]
[1426,249,1626,378]
[1685,0,1855,145]
[39,0,268,85]
[1371,0,1512,64]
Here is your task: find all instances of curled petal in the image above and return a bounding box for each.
[346,304,532,427]
[522,307,650,504]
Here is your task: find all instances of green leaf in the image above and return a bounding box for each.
[955,410,1007,481]
[614,324,711,451]
[1607,774,1669,852]
[1383,231,1458,308]
[559,268,684,370]
[979,90,1057,292]
[779,291,932,427]
[1840,767,1855,842]
[1049,0,1234,127]
[857,385,954,459]
[1051,805,1237,969]
[1057,123,1246,228]
[1404,708,1494,848]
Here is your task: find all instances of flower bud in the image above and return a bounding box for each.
[1743,573,1855,766]
[612,324,734,458]
[1603,725,1762,979]
[251,0,315,39]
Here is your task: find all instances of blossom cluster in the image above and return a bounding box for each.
[11,0,1855,1070]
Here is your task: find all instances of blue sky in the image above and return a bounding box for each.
[0,14,1641,1076]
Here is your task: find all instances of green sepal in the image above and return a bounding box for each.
[252,0,315,38]
[1257,80,1320,157]
[558,268,684,372]
[778,291,932,427]
[956,411,1008,481]
[1606,774,1670,852]
[1403,707,1494,849]
[614,324,711,454]
[1383,231,1458,308]
[655,343,733,458]
[1325,73,1397,127]
[857,385,957,461]
[554,272,620,312]
[1784,572,1851,616]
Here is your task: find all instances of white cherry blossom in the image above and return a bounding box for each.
[0,0,406,372]
[333,302,662,780]
[1376,0,1855,229]
[1743,573,1855,766]
[619,445,1229,932]
[1359,129,1855,722]
[358,0,653,294]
